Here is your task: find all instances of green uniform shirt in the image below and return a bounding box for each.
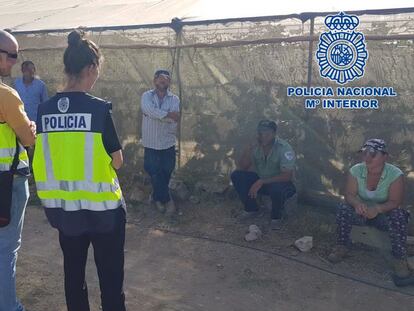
[252,138,296,179]
[349,162,403,204]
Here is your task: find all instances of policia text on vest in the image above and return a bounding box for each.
[42,113,92,132]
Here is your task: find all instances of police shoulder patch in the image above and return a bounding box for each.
[284,151,295,161]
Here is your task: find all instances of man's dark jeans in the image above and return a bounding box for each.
[231,170,296,219]
[144,146,176,204]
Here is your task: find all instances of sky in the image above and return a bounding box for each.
[0,0,412,31]
[198,0,414,20]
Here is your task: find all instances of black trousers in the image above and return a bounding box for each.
[58,219,126,311]
[231,170,296,219]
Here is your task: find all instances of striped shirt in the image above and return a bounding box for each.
[141,89,180,150]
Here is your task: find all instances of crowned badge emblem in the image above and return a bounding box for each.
[316,12,369,84]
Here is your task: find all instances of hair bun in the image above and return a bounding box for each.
[67,30,84,47]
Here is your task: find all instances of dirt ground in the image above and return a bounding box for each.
[16,198,414,311]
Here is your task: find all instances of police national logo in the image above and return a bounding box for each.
[316,12,368,85]
[57,97,70,113]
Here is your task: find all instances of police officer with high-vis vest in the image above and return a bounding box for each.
[0,30,36,311]
[33,30,126,311]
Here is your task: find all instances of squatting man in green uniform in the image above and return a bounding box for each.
[231,120,296,230]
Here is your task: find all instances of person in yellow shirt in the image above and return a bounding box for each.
[0,29,36,311]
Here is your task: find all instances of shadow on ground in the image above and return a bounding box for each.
[16,196,414,311]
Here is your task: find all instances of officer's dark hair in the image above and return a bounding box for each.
[21,60,35,71]
[64,30,101,77]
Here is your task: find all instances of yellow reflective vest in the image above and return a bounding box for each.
[33,94,124,212]
[0,122,29,172]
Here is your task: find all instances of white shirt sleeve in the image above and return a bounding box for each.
[140,92,168,120]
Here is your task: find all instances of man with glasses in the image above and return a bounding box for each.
[231,120,296,230]
[0,29,36,311]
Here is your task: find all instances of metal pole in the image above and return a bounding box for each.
[176,38,183,169]
[307,18,315,88]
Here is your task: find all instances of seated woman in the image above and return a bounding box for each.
[328,139,413,286]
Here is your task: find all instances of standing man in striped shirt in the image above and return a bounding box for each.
[141,69,180,216]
